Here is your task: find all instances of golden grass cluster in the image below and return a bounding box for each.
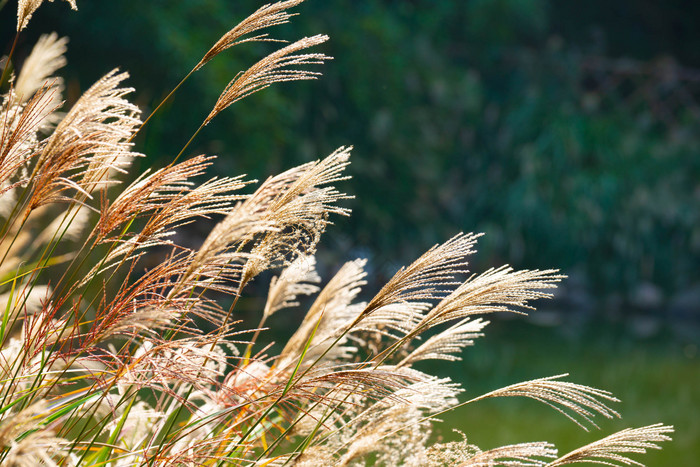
[0,1,672,465]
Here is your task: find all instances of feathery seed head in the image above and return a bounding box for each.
[204,34,331,125]
[196,0,306,71]
[17,0,78,31]
[14,33,68,105]
[469,374,621,431]
[361,232,481,320]
[548,423,674,466]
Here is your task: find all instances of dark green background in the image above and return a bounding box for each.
[4,1,699,306]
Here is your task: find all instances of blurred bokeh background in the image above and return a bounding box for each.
[2,0,698,463]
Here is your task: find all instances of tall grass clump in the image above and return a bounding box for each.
[0,1,673,465]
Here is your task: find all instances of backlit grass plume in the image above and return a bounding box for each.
[0,1,672,465]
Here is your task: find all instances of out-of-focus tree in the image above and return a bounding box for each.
[2,0,698,311]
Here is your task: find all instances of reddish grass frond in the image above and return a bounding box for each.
[195,0,305,71]
[204,34,331,125]
[78,236,172,288]
[94,306,175,342]
[21,304,70,352]
[469,374,621,431]
[84,290,182,346]
[81,249,214,342]
[460,442,558,466]
[17,0,77,31]
[217,360,276,404]
[176,251,253,299]
[548,423,674,466]
[0,85,59,189]
[28,69,141,210]
[97,155,214,239]
[135,175,252,253]
[94,156,252,276]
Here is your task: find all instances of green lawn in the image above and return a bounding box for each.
[427,318,699,465]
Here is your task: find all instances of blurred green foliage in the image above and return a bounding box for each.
[438,322,700,465]
[3,0,699,307]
